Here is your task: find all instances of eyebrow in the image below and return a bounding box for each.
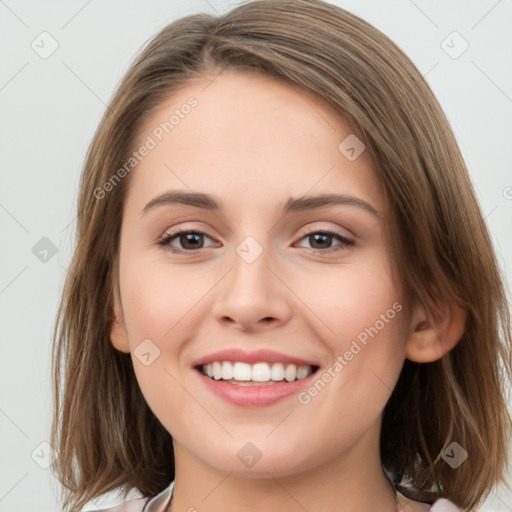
[141,191,380,218]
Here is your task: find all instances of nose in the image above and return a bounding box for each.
[210,239,292,331]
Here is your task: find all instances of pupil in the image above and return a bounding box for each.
[311,233,330,249]
[182,233,202,249]
[178,233,332,250]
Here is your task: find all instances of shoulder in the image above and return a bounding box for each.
[430,498,464,511]
[95,482,174,512]
[94,496,150,512]
[397,491,463,512]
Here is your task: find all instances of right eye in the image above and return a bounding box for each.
[157,229,218,253]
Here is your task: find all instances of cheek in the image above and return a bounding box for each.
[301,261,407,402]
[120,259,196,424]
[120,255,202,341]
[119,258,208,413]
[299,258,403,343]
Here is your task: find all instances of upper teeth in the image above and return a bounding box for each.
[202,362,314,382]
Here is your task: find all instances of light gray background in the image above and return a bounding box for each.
[1,0,511,511]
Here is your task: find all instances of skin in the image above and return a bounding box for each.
[110,70,466,512]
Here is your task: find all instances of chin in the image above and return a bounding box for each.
[199,444,319,478]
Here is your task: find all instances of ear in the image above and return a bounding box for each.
[110,309,130,354]
[405,298,467,363]
[109,260,130,354]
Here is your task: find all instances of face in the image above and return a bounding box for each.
[110,70,413,479]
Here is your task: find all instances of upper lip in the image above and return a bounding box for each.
[191,348,319,368]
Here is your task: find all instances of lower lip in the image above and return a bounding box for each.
[195,369,318,407]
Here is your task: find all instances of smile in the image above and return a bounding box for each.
[199,361,317,384]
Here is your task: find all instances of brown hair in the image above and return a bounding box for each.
[51,0,512,510]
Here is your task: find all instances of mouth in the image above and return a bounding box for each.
[194,361,320,386]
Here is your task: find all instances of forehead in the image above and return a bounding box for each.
[127,70,385,217]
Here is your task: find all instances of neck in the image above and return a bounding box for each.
[169,424,397,512]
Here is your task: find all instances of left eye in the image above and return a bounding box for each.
[157,229,354,253]
[295,229,354,252]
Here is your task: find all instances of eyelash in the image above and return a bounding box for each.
[156,228,355,254]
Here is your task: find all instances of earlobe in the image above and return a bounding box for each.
[109,257,130,353]
[405,300,467,363]
[110,311,131,354]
